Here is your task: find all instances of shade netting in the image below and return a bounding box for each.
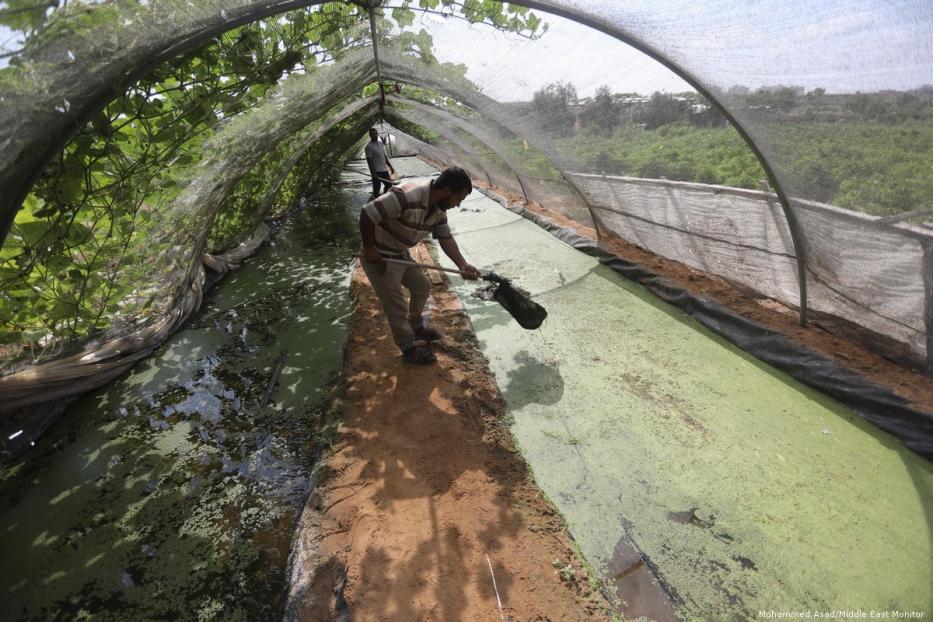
[1,0,930,448]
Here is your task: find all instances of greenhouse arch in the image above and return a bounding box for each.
[2,1,931,425]
[2,0,807,313]
[1,3,932,620]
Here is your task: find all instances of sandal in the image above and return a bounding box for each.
[402,343,437,364]
[411,324,442,342]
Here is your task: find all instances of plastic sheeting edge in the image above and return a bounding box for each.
[0,220,273,460]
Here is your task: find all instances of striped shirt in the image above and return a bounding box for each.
[362,179,453,255]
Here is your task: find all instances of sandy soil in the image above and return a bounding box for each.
[287,263,614,621]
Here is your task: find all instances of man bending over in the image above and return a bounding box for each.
[359,166,481,364]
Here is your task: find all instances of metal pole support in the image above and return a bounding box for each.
[923,240,933,376]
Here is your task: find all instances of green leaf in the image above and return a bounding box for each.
[49,301,78,321]
[0,267,25,282]
[13,220,49,246]
[392,6,415,28]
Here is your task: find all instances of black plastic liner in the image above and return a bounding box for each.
[475,187,933,461]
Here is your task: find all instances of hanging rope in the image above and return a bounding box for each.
[367,2,385,124]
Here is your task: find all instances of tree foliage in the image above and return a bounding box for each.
[532,81,578,136]
[0,0,548,365]
[509,82,932,218]
[635,92,690,129]
[579,86,619,132]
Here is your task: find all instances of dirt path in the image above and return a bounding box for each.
[286,264,613,621]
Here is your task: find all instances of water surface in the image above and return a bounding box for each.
[0,175,368,621]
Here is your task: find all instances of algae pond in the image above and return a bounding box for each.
[0,174,367,621]
[437,175,933,619]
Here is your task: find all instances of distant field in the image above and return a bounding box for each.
[504,119,932,218]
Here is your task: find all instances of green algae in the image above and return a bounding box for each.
[0,174,367,621]
[437,184,933,618]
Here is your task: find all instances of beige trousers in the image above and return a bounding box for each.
[360,253,430,351]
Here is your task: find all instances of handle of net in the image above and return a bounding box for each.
[359,255,500,282]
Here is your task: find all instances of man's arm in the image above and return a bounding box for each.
[359,211,382,263]
[381,143,395,176]
[438,237,480,280]
[364,142,376,175]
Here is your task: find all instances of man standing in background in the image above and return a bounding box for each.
[365,127,396,199]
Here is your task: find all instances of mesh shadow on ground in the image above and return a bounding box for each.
[302,317,578,619]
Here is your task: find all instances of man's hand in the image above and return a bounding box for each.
[438,238,479,280]
[388,166,396,178]
[459,263,481,280]
[362,245,386,275]
[363,245,383,264]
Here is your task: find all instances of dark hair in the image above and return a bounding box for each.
[434,166,472,193]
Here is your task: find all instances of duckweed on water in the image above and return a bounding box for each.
[0,176,368,621]
[439,182,933,619]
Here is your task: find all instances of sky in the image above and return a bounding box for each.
[407,11,695,101]
[405,1,932,99]
[1,0,930,96]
